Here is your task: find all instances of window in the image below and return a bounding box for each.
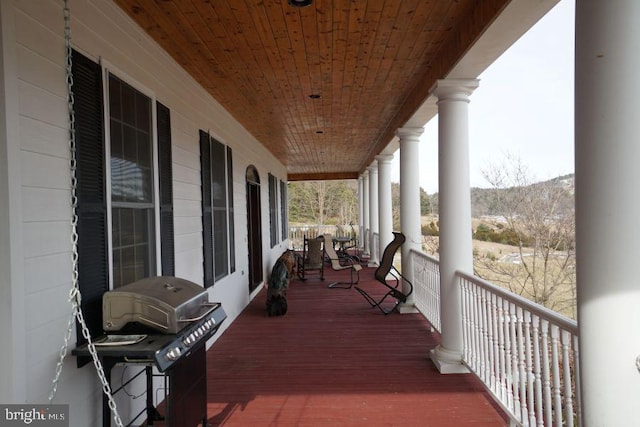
[72,50,174,343]
[268,173,278,247]
[200,131,235,286]
[280,180,287,241]
[108,74,156,288]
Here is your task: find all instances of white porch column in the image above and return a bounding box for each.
[376,154,394,251]
[397,127,424,314]
[368,163,379,266]
[357,175,364,249]
[575,2,640,423]
[362,170,370,255]
[430,79,478,374]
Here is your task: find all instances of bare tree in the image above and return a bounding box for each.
[288,180,358,226]
[475,154,576,317]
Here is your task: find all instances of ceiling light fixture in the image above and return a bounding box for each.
[288,0,313,7]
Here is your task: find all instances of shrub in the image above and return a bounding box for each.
[422,221,439,236]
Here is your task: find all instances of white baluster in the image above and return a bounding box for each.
[490,293,501,396]
[509,303,521,421]
[461,279,470,363]
[516,307,529,426]
[572,334,582,427]
[540,319,553,426]
[531,315,544,427]
[497,296,508,403]
[524,311,536,427]
[551,325,562,426]
[561,330,574,427]
[470,280,477,369]
[481,287,491,384]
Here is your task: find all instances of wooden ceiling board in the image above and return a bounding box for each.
[113,0,510,181]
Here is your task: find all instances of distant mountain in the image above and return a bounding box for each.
[469,173,574,217]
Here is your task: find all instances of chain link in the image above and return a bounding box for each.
[49,2,123,426]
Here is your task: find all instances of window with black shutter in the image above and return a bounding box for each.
[72,50,174,345]
[200,132,235,286]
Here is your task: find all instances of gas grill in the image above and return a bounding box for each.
[73,276,227,427]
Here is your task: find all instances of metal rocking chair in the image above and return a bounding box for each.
[355,232,413,314]
[322,234,362,289]
[296,235,325,281]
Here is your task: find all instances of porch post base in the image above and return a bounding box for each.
[430,345,468,374]
[397,302,418,314]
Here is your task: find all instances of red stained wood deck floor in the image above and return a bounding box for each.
[205,265,508,426]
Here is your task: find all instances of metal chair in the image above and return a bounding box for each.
[322,234,362,289]
[355,232,413,314]
[296,235,325,281]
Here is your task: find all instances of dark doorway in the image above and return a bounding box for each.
[246,166,263,292]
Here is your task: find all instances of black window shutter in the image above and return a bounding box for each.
[268,173,278,247]
[226,146,235,273]
[280,180,287,241]
[157,102,175,276]
[72,50,108,347]
[200,130,214,287]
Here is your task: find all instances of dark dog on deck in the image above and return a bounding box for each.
[266,250,296,316]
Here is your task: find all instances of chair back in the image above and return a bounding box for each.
[374,232,405,282]
[305,236,324,268]
[322,234,342,269]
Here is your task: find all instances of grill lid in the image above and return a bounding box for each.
[103,276,210,334]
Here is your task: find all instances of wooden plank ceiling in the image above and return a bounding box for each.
[113,0,509,181]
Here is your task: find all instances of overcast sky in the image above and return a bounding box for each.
[392,0,575,194]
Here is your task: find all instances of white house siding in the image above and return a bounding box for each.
[1,0,289,424]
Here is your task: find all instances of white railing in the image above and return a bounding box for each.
[458,272,580,427]
[288,224,355,250]
[408,250,580,426]
[409,249,441,332]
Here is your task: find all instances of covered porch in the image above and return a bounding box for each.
[2,0,640,425]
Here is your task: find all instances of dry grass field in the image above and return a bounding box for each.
[420,216,577,320]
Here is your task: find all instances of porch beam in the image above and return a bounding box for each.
[287,172,359,181]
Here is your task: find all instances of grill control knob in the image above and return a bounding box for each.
[166,348,180,361]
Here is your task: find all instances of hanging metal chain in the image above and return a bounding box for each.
[49,2,124,426]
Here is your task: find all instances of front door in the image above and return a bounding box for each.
[246,166,263,292]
